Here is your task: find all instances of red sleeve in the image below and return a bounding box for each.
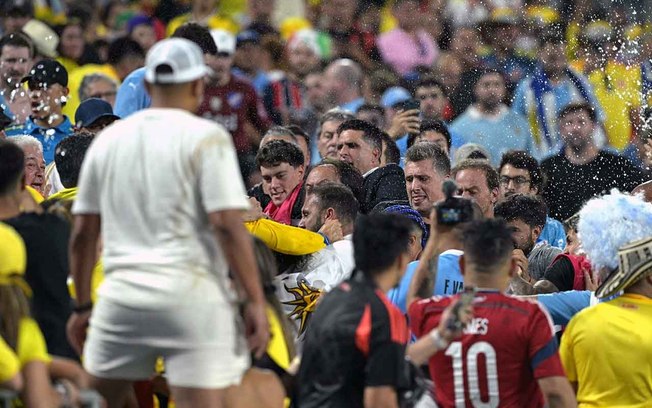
[246,87,271,132]
[527,303,566,379]
[408,297,447,339]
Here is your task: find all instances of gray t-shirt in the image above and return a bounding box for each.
[529,242,562,281]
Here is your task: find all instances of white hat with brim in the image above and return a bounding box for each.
[596,237,652,298]
[22,19,59,58]
[144,38,210,85]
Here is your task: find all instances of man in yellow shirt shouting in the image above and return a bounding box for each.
[560,190,652,407]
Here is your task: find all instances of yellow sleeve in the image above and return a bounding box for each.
[559,319,577,383]
[266,306,291,371]
[25,186,44,204]
[0,336,20,383]
[245,219,326,255]
[17,318,51,366]
[166,15,189,37]
[68,259,105,303]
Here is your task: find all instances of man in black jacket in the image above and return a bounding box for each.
[337,119,408,213]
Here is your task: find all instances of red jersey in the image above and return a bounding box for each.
[197,76,271,153]
[408,291,565,408]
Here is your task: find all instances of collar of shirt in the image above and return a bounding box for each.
[466,104,509,121]
[23,115,73,138]
[363,167,379,178]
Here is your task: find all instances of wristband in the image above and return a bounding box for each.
[72,301,93,313]
[429,329,449,350]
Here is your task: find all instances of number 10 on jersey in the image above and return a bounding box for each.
[445,341,499,408]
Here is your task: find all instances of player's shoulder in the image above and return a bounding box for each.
[409,295,453,316]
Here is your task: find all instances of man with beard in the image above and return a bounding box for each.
[494,194,562,289]
[0,33,33,126]
[498,150,566,249]
[541,103,643,221]
[450,69,532,166]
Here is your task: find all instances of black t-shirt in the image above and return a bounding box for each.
[541,151,644,221]
[543,256,575,292]
[4,212,77,360]
[295,274,410,408]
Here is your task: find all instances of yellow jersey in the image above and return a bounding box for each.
[0,336,19,384]
[588,62,641,150]
[63,64,120,121]
[560,293,652,407]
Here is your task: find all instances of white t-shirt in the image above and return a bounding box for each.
[332,234,354,276]
[73,108,249,308]
[274,246,348,339]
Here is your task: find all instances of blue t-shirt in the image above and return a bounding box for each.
[387,249,464,313]
[6,116,73,164]
[114,67,151,119]
[449,106,533,167]
[538,216,567,249]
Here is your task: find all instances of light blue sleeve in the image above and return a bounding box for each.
[114,68,151,119]
[511,79,528,117]
[538,217,567,249]
[387,261,419,314]
[536,290,591,326]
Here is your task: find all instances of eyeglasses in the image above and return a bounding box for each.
[499,176,531,186]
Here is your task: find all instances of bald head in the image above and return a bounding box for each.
[324,59,363,104]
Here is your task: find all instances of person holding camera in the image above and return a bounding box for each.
[408,219,577,408]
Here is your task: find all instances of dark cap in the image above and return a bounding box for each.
[236,30,260,47]
[22,59,68,87]
[4,0,33,17]
[74,98,119,129]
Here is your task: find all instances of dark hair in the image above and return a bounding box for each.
[286,125,311,152]
[415,76,446,97]
[172,23,218,56]
[310,182,359,226]
[494,194,547,229]
[452,159,500,191]
[256,139,304,168]
[353,213,413,277]
[498,150,543,193]
[107,37,145,65]
[357,103,385,118]
[0,141,24,196]
[314,159,365,206]
[558,102,597,123]
[263,126,297,143]
[563,213,580,233]
[381,132,400,165]
[462,219,514,274]
[417,119,452,150]
[405,142,451,176]
[0,32,34,58]
[318,109,355,130]
[336,119,383,153]
[54,132,94,188]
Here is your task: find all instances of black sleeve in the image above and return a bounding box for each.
[365,297,407,388]
[543,256,575,292]
[373,169,409,207]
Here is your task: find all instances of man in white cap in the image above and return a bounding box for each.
[67,37,269,407]
[559,190,652,407]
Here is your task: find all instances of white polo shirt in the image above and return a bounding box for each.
[73,108,249,308]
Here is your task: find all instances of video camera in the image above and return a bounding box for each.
[435,180,474,225]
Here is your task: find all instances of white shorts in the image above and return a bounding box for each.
[83,297,250,389]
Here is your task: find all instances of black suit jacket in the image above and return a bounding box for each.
[361,164,408,214]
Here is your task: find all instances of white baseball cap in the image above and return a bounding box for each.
[144,38,209,84]
[210,29,236,55]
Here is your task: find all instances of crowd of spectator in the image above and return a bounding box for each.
[1,0,652,407]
